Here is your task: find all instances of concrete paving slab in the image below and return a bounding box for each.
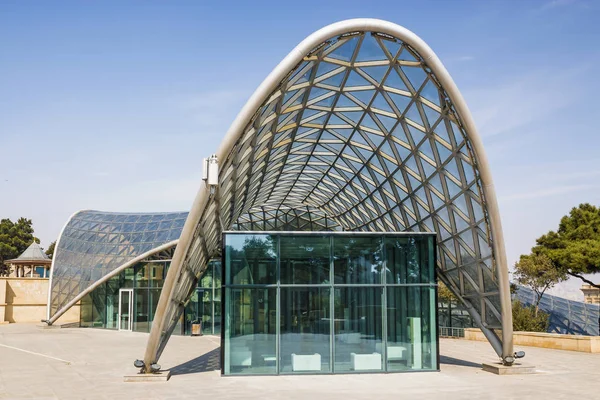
[0,323,599,400]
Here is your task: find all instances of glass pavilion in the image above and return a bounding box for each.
[46,19,517,375]
[223,232,437,375]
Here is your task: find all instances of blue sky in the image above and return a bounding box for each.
[1,0,599,299]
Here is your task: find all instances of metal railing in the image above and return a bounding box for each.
[439,327,465,338]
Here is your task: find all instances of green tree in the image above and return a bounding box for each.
[45,241,56,259]
[533,203,600,289]
[0,218,39,276]
[513,253,566,316]
[438,281,458,303]
[512,300,550,332]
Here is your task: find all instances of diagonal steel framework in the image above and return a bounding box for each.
[143,19,514,370]
[46,210,187,322]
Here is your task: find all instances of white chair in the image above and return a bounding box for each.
[350,352,382,370]
[291,353,321,371]
[375,343,408,362]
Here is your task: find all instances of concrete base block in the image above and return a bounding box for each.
[36,322,79,329]
[36,323,61,329]
[482,362,536,375]
[123,370,171,382]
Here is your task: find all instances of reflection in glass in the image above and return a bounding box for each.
[280,236,330,285]
[149,263,166,287]
[133,288,149,333]
[334,287,383,372]
[106,276,120,329]
[214,288,222,335]
[91,284,106,327]
[134,263,149,287]
[80,294,93,327]
[225,234,276,284]
[280,288,331,373]
[334,236,383,284]
[224,288,277,375]
[387,286,437,371]
[148,288,161,332]
[222,232,437,375]
[385,237,433,284]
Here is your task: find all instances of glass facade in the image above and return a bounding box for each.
[516,285,600,336]
[79,260,221,336]
[50,211,188,318]
[222,232,438,375]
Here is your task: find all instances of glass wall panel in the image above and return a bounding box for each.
[80,293,93,327]
[225,234,276,284]
[387,286,437,371]
[201,288,213,335]
[91,283,106,328]
[133,288,150,333]
[213,260,222,335]
[280,287,331,373]
[183,288,200,335]
[122,267,134,288]
[333,236,383,284]
[385,237,434,284]
[106,275,120,329]
[224,288,277,375]
[222,232,437,375]
[280,235,330,285]
[333,287,383,372]
[214,288,222,335]
[134,263,149,288]
[148,288,161,332]
[149,262,166,287]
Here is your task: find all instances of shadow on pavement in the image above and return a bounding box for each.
[170,348,221,376]
[440,355,481,369]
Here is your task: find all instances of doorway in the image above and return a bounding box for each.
[118,288,133,331]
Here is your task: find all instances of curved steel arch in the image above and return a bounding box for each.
[143,18,514,370]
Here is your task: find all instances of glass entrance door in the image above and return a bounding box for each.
[118,288,133,331]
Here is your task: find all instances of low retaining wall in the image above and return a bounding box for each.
[0,278,79,324]
[464,328,600,353]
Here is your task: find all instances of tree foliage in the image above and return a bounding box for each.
[438,281,458,303]
[0,218,39,276]
[513,253,566,315]
[45,241,56,260]
[512,300,550,332]
[533,203,600,288]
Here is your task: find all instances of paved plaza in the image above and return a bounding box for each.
[0,323,599,400]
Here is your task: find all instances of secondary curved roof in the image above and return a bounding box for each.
[47,210,187,320]
[143,18,514,369]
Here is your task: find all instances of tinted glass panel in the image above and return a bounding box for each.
[224,288,277,375]
[385,236,434,284]
[280,287,331,373]
[334,236,383,284]
[225,234,277,285]
[280,236,330,285]
[333,287,383,372]
[387,286,437,371]
[133,288,150,333]
[106,276,120,329]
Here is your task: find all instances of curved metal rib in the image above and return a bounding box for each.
[143,18,514,370]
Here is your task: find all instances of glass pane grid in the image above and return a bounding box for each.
[223,232,437,375]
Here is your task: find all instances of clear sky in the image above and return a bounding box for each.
[2,0,599,299]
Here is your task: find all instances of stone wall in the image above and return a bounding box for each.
[464,328,600,353]
[0,278,80,324]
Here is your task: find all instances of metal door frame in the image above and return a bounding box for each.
[118,288,134,331]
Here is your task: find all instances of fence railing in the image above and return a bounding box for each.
[439,327,465,338]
